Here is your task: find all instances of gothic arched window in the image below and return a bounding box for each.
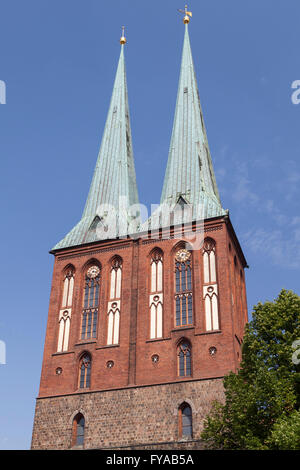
[57,310,71,353]
[149,249,163,339]
[57,267,74,352]
[203,238,219,331]
[175,249,193,327]
[107,257,122,345]
[62,268,75,308]
[203,238,217,284]
[79,353,91,389]
[81,265,100,340]
[177,341,191,377]
[178,403,192,438]
[72,413,85,447]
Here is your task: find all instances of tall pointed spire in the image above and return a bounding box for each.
[160,18,226,221]
[53,30,139,250]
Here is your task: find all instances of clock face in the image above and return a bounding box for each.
[87,265,100,278]
[175,249,191,262]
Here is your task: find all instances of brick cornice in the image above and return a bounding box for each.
[36,375,225,400]
[56,243,131,261]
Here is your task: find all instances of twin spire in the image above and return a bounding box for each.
[82,29,138,220]
[53,14,226,251]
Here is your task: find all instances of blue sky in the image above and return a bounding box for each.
[0,0,299,449]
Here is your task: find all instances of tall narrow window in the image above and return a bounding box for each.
[79,353,91,389]
[72,413,85,447]
[179,403,192,438]
[81,265,100,340]
[149,250,163,339]
[174,249,193,327]
[107,258,122,345]
[177,341,191,377]
[57,267,74,352]
[203,239,219,331]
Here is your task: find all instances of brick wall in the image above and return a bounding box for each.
[32,216,248,449]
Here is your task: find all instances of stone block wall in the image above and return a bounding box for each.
[31,378,224,450]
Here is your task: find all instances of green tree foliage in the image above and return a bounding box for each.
[268,410,300,449]
[201,289,300,449]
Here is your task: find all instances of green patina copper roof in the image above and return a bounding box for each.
[53,24,226,249]
[157,24,226,225]
[53,44,139,250]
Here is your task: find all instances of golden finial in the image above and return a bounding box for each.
[178,4,192,24]
[120,26,126,45]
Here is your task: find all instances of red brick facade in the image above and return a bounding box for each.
[31,216,248,449]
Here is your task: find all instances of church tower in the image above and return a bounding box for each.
[31,13,248,450]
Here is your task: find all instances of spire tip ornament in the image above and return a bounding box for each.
[120,26,126,45]
[178,4,192,24]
